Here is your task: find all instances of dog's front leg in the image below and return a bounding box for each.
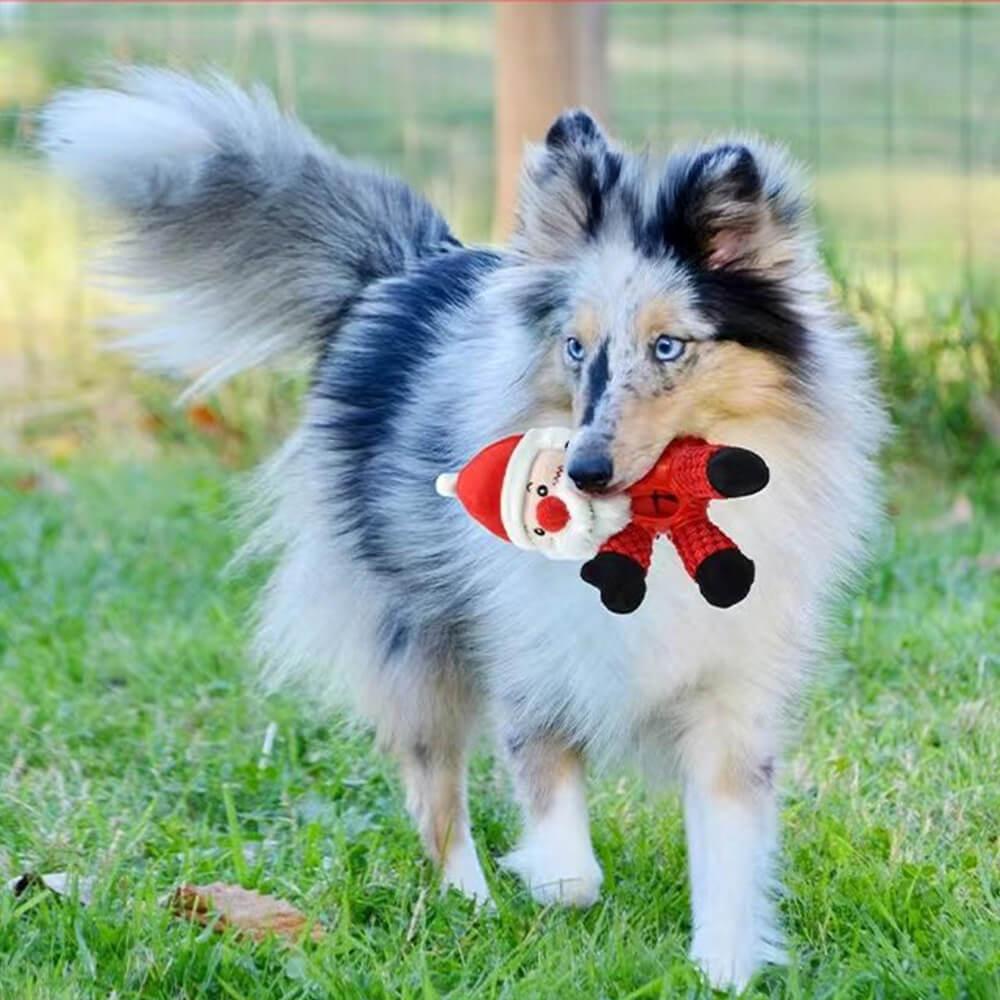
[678,699,785,991]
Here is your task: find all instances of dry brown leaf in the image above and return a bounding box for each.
[7,871,95,905]
[165,883,324,942]
[186,403,226,434]
[12,473,39,492]
[8,470,71,495]
[186,404,244,440]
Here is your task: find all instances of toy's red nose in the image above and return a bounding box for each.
[536,495,570,533]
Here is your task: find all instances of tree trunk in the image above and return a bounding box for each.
[493,3,608,241]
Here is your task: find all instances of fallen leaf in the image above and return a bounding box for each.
[9,469,71,495]
[976,552,1000,571]
[186,404,244,441]
[13,474,38,492]
[165,883,324,942]
[6,871,95,905]
[186,403,225,433]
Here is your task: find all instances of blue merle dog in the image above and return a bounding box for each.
[42,69,884,990]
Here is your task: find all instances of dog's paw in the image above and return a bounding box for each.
[499,838,603,907]
[690,925,784,993]
[442,837,493,907]
[690,939,756,993]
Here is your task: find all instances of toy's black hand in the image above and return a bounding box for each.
[580,552,647,614]
[694,548,755,608]
[707,447,769,498]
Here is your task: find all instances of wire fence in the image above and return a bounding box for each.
[1,2,999,453]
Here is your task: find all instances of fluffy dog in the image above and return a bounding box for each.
[42,70,885,989]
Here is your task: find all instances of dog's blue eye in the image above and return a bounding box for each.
[653,335,685,363]
[565,337,585,364]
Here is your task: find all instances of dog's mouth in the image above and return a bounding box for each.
[594,456,661,498]
[566,426,666,499]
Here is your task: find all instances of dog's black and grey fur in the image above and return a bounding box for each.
[42,70,885,989]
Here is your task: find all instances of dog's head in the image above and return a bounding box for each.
[511,110,815,494]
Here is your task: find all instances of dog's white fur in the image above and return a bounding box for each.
[42,70,886,990]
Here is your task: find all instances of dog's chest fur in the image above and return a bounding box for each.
[472,410,865,759]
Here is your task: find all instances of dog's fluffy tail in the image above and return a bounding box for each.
[40,68,454,395]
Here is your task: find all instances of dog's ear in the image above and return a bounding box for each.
[512,109,623,260]
[664,141,807,271]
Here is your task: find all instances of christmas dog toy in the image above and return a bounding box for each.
[435,428,769,614]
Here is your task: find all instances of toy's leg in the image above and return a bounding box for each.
[670,504,755,608]
[373,662,490,903]
[676,693,785,990]
[498,729,603,907]
[664,438,769,500]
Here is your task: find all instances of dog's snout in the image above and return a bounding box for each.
[568,453,613,493]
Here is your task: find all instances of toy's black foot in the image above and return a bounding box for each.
[695,548,755,608]
[707,447,769,498]
[581,552,647,614]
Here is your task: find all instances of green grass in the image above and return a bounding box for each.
[1,5,999,995]
[1,454,998,999]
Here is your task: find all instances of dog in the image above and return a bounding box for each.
[41,69,885,990]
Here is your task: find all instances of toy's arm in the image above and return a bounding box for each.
[669,502,755,608]
[579,523,652,615]
[660,437,769,500]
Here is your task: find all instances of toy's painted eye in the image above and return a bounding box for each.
[525,481,533,493]
[653,334,686,362]
[565,337,586,364]
[534,527,545,536]
[537,485,548,497]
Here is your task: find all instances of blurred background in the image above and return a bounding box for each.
[1,2,998,475]
[3,11,998,992]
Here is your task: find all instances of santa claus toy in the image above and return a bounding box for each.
[435,428,769,614]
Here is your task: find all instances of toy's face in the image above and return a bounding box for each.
[521,446,630,560]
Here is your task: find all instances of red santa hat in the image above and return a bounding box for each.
[435,427,572,549]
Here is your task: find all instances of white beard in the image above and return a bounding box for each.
[542,485,632,562]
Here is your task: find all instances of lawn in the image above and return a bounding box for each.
[0,452,998,999]
[1,3,999,997]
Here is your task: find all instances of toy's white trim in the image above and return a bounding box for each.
[499,427,573,549]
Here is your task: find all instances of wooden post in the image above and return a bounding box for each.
[493,3,608,241]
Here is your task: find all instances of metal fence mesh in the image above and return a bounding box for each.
[1,2,998,440]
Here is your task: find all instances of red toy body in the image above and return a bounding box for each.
[436,429,769,614]
[601,437,743,577]
[581,436,768,613]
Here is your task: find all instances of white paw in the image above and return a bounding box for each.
[690,926,784,993]
[690,938,755,993]
[499,838,603,907]
[442,837,493,906]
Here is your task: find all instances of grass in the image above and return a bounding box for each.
[0,451,998,999]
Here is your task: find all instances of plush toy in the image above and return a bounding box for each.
[435,428,769,614]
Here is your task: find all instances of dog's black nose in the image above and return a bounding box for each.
[568,454,613,493]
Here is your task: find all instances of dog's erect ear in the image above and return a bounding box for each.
[664,141,807,271]
[512,109,623,260]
